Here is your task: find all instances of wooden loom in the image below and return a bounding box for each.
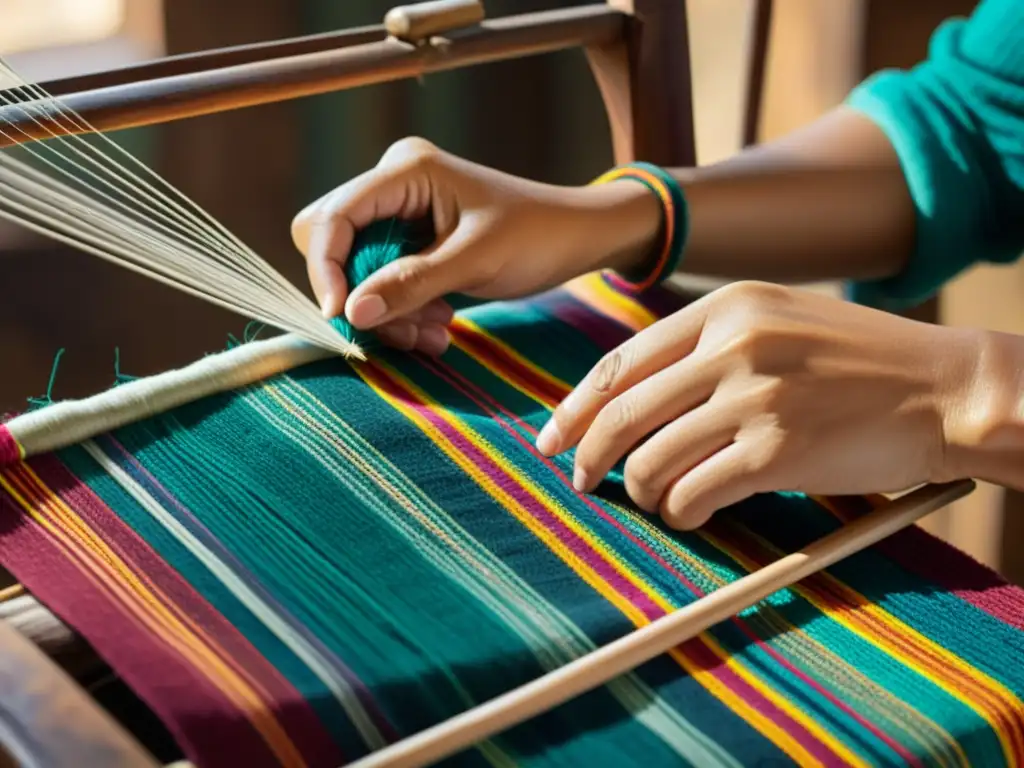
[0,1,974,766]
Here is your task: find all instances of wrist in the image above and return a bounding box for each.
[565,181,663,275]
[939,328,1024,488]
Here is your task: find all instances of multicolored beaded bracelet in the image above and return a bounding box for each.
[591,161,690,293]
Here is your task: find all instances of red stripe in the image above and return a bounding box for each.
[0,425,20,466]
[449,323,570,406]
[825,496,1024,632]
[419,354,920,765]
[2,455,343,768]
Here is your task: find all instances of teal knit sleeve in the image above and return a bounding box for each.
[844,0,1024,310]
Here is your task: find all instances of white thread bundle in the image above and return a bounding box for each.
[5,334,333,461]
[0,59,360,359]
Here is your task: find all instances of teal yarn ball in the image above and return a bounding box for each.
[330,217,480,348]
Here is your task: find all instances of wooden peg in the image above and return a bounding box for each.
[384,0,485,43]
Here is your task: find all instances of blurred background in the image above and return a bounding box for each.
[1,0,1019,581]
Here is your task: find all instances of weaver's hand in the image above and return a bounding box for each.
[291,137,659,354]
[536,281,986,530]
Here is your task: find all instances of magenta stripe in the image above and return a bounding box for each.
[366,366,664,619]
[420,354,922,766]
[26,454,345,767]
[0,463,280,767]
[0,425,20,466]
[369,365,849,764]
[676,636,849,766]
[829,496,1024,632]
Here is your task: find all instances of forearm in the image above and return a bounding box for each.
[604,107,918,284]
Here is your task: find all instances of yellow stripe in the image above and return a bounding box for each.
[621,508,967,767]
[449,301,975,764]
[357,361,861,766]
[564,273,659,332]
[0,467,307,768]
[451,316,570,408]
[355,361,651,627]
[711,522,1022,767]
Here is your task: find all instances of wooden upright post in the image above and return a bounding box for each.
[585,0,697,168]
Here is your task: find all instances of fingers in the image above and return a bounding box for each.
[373,299,455,355]
[292,137,444,319]
[659,441,764,530]
[570,353,723,492]
[620,399,735,511]
[377,321,451,356]
[536,298,714,457]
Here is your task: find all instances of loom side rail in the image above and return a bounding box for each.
[31,25,387,96]
[0,613,160,767]
[0,5,624,148]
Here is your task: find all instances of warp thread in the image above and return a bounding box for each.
[0,218,465,469]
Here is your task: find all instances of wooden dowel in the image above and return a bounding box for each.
[350,480,974,768]
[385,0,486,43]
[32,26,385,96]
[0,611,158,766]
[0,584,24,603]
[0,5,621,147]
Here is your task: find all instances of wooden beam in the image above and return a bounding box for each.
[586,0,696,167]
[0,6,623,146]
[742,0,773,147]
[0,616,158,767]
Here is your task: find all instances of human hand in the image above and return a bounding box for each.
[536,281,985,529]
[291,137,660,354]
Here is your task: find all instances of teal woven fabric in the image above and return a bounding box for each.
[1,272,1023,767]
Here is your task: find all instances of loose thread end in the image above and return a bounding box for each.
[112,346,138,385]
[345,343,367,362]
[27,347,66,411]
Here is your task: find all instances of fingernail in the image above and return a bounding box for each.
[321,292,338,319]
[419,325,450,356]
[536,419,561,455]
[350,294,388,327]
[573,466,590,493]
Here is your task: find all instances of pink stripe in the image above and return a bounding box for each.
[421,355,919,763]
[420,355,922,765]
[0,425,20,466]
[364,365,664,618]
[16,455,344,767]
[677,636,849,766]
[370,364,846,763]
[829,496,1024,631]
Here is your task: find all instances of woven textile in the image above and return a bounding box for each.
[1,273,1024,767]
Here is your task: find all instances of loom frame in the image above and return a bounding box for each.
[0,1,775,765]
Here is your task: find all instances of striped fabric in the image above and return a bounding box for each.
[1,272,1023,767]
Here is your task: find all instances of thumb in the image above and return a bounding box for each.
[292,138,443,318]
[345,224,479,329]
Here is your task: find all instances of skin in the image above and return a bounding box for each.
[291,107,1024,529]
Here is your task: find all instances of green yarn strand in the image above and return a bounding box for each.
[331,217,483,347]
